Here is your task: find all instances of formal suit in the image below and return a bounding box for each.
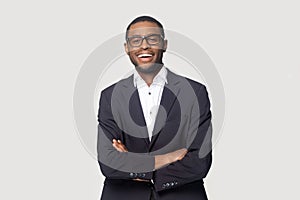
[97,68,212,200]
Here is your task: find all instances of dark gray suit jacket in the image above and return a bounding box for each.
[97,68,212,200]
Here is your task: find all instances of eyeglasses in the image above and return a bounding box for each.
[127,34,164,47]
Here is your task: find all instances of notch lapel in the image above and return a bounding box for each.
[149,69,181,150]
[119,75,150,147]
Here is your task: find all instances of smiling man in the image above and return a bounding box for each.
[97,16,212,200]
[125,21,166,77]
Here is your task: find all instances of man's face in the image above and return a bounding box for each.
[124,21,167,73]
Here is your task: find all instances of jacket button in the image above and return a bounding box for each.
[129,172,134,177]
[162,184,166,189]
[166,183,170,187]
[171,182,174,186]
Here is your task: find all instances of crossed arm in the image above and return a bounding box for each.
[112,139,187,181]
[98,83,212,191]
[97,86,189,181]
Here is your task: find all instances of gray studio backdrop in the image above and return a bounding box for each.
[0,0,299,200]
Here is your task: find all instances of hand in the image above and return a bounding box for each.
[154,148,188,169]
[168,148,188,162]
[112,139,128,152]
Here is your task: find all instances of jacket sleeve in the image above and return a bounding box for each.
[153,84,212,192]
[97,88,154,180]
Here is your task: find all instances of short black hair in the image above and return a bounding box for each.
[125,16,165,39]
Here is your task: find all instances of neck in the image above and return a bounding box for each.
[136,63,163,86]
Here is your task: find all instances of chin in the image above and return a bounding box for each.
[135,63,162,74]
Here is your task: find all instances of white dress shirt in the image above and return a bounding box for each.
[133,66,168,141]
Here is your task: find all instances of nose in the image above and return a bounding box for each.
[141,38,150,49]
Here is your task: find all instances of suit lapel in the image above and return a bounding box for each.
[149,69,181,150]
[120,69,182,150]
[120,75,150,147]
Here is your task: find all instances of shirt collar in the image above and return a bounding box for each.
[133,65,168,88]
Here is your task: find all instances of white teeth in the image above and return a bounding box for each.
[138,53,152,58]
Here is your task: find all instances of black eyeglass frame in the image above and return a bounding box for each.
[126,34,165,47]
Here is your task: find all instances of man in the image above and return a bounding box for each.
[97,16,212,200]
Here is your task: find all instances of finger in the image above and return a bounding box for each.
[115,140,128,151]
[113,142,126,152]
[114,141,124,148]
[112,143,122,152]
[180,149,188,160]
[113,144,121,151]
[113,140,122,148]
[183,149,188,155]
[178,154,185,160]
[112,139,128,152]
[113,139,123,146]
[118,144,128,152]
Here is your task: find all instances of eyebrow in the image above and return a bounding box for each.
[127,33,161,38]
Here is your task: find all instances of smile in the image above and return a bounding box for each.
[137,53,153,58]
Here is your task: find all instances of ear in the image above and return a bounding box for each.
[162,39,168,52]
[124,42,129,55]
